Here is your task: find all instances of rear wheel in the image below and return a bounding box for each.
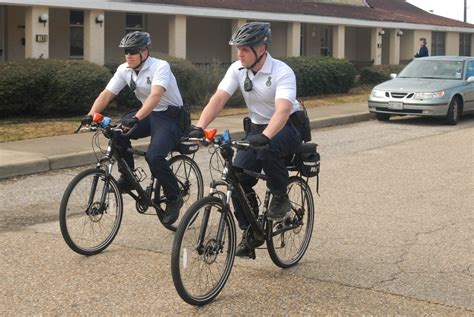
[171,196,236,306]
[375,113,391,121]
[161,155,204,231]
[267,176,314,268]
[446,97,461,125]
[59,168,123,256]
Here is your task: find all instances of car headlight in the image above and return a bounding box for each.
[371,89,386,98]
[413,91,445,100]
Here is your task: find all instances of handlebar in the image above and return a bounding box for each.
[74,121,137,137]
[181,131,267,151]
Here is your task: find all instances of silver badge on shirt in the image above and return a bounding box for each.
[266,76,272,87]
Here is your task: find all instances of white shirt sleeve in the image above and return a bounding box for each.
[217,65,240,96]
[275,68,297,102]
[151,61,171,90]
[105,66,127,95]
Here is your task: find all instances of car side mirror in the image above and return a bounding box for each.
[467,76,474,83]
[390,73,397,79]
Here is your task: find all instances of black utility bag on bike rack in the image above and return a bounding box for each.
[294,143,320,178]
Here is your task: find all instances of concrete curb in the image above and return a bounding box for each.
[0,112,373,179]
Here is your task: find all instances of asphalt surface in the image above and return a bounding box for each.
[1,115,473,315]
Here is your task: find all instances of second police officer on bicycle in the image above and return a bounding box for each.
[82,31,185,225]
[189,22,304,257]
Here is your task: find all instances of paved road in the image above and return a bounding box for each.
[1,116,473,315]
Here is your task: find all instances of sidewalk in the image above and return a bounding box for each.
[0,102,372,179]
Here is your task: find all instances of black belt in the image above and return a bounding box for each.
[250,122,268,131]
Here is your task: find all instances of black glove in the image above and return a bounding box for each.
[81,115,93,125]
[188,126,204,139]
[121,116,139,129]
[246,133,270,148]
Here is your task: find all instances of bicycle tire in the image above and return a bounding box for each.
[59,168,123,256]
[171,196,236,306]
[161,155,204,231]
[267,176,314,268]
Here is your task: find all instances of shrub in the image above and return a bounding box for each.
[359,64,406,85]
[280,56,356,97]
[188,63,244,109]
[0,59,110,117]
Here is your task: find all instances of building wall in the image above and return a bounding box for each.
[381,30,390,64]
[5,6,25,61]
[302,23,322,56]
[186,17,231,63]
[268,21,287,58]
[147,14,168,55]
[400,29,414,63]
[345,27,371,64]
[49,8,69,59]
[105,12,126,63]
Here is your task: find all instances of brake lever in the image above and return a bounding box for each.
[120,124,137,137]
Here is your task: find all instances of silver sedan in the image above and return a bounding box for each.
[368,56,474,125]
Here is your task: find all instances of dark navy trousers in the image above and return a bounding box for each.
[116,109,182,200]
[231,122,302,229]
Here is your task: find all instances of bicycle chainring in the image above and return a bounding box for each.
[244,227,265,249]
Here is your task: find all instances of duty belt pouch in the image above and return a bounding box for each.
[243,117,251,136]
[177,106,191,133]
[165,106,181,118]
[290,110,311,142]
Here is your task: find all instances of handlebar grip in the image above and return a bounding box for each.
[121,124,137,137]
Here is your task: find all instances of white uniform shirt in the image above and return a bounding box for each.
[106,57,183,111]
[218,53,300,124]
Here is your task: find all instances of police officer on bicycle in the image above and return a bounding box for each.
[188,22,303,257]
[82,31,184,225]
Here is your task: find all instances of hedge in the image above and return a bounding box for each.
[359,64,406,85]
[280,56,356,97]
[0,55,357,118]
[0,59,110,117]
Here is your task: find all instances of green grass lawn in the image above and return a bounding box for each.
[0,86,371,143]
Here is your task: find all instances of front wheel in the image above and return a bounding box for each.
[59,168,123,256]
[161,155,204,231]
[446,97,461,125]
[171,196,236,306]
[267,176,315,268]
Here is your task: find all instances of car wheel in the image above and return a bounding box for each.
[375,113,391,121]
[446,97,460,125]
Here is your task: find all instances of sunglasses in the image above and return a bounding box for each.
[124,48,141,55]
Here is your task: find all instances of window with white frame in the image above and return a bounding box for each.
[431,32,446,56]
[70,10,84,58]
[125,13,143,33]
[459,33,472,56]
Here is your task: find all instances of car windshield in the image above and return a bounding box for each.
[398,60,464,80]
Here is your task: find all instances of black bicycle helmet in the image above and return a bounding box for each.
[119,31,151,50]
[229,22,271,47]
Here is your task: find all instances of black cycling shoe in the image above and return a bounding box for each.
[161,196,183,225]
[235,232,256,259]
[267,194,291,221]
[114,176,134,193]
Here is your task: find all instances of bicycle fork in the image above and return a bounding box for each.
[196,191,230,257]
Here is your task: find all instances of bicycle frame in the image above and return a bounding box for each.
[200,143,271,247]
[93,127,161,212]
